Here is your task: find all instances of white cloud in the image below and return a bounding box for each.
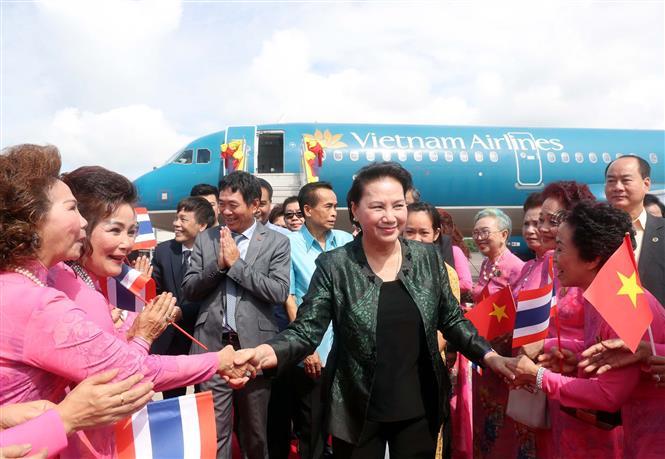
[45,105,192,179]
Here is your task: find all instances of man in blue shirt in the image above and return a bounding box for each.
[286,181,353,459]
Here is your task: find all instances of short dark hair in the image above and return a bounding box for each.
[298,181,333,213]
[564,201,635,267]
[218,171,261,205]
[541,181,596,211]
[62,166,137,257]
[269,204,285,223]
[282,195,299,210]
[190,183,219,198]
[346,162,413,225]
[605,154,651,179]
[644,194,665,215]
[177,196,215,228]
[523,192,544,212]
[257,177,273,201]
[407,201,441,231]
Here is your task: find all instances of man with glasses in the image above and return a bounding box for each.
[283,196,304,232]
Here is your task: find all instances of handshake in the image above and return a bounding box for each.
[215,344,278,389]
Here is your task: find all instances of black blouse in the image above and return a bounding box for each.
[367,279,435,422]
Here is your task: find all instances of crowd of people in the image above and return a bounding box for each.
[0,144,664,459]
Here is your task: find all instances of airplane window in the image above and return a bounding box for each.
[429,151,439,162]
[382,151,391,161]
[474,151,484,162]
[489,151,499,163]
[350,151,359,161]
[397,151,407,162]
[602,152,611,163]
[460,151,469,162]
[547,152,556,163]
[649,153,658,164]
[366,151,376,161]
[173,149,193,164]
[561,152,570,163]
[575,152,584,163]
[444,151,454,162]
[413,151,423,162]
[616,152,623,158]
[196,149,211,164]
[589,152,598,163]
[333,151,343,161]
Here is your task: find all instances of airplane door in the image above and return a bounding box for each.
[508,132,543,187]
[224,126,256,173]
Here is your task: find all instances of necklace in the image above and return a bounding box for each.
[12,266,46,287]
[65,261,96,290]
[481,248,506,283]
[517,258,540,292]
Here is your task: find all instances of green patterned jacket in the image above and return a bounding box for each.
[268,236,491,444]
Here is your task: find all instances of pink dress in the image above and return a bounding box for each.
[542,293,665,459]
[0,265,220,459]
[452,246,472,293]
[471,249,525,302]
[0,409,68,457]
[470,249,527,458]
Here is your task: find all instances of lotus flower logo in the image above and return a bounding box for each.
[303,129,348,149]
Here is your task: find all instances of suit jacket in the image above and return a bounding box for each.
[267,236,491,444]
[150,239,200,355]
[182,222,291,350]
[639,213,665,307]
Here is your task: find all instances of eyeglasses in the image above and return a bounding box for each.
[471,229,502,240]
[284,211,303,219]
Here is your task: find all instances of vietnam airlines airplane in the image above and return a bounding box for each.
[134,123,664,247]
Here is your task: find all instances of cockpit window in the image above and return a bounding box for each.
[173,149,193,164]
[196,149,211,164]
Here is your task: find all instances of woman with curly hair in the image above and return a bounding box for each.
[0,145,253,458]
[510,201,665,459]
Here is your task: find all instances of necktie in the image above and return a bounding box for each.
[225,233,245,331]
[182,249,191,273]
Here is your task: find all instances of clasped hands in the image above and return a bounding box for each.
[217,227,240,270]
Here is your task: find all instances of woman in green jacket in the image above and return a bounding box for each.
[247,162,516,458]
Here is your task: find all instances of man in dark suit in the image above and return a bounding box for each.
[605,155,665,306]
[150,196,216,398]
[183,171,291,459]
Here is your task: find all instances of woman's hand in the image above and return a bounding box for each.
[0,401,55,430]
[578,339,650,375]
[55,369,154,434]
[132,255,153,282]
[647,355,665,388]
[507,355,541,387]
[216,346,256,389]
[127,293,178,344]
[0,444,47,458]
[537,346,577,374]
[482,351,516,381]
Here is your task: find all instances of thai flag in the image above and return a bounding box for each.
[100,264,156,312]
[512,283,554,348]
[114,391,217,459]
[133,207,157,250]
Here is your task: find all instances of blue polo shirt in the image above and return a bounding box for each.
[289,225,354,365]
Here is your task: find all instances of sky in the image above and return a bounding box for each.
[1,0,663,179]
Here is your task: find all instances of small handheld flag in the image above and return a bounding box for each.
[100,264,157,312]
[114,391,217,459]
[465,286,516,341]
[583,234,653,353]
[512,282,554,348]
[133,208,157,250]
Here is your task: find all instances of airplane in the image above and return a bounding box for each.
[133,123,664,254]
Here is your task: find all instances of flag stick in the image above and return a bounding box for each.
[648,325,657,356]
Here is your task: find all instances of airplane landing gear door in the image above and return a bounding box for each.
[508,132,543,188]
[223,126,257,175]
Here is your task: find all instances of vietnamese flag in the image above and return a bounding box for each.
[583,234,653,353]
[465,286,516,340]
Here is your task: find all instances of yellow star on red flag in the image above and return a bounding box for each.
[616,271,644,308]
[489,303,508,322]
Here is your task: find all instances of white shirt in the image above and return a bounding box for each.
[633,208,647,264]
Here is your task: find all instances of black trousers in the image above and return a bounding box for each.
[332,416,436,459]
[292,366,326,459]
